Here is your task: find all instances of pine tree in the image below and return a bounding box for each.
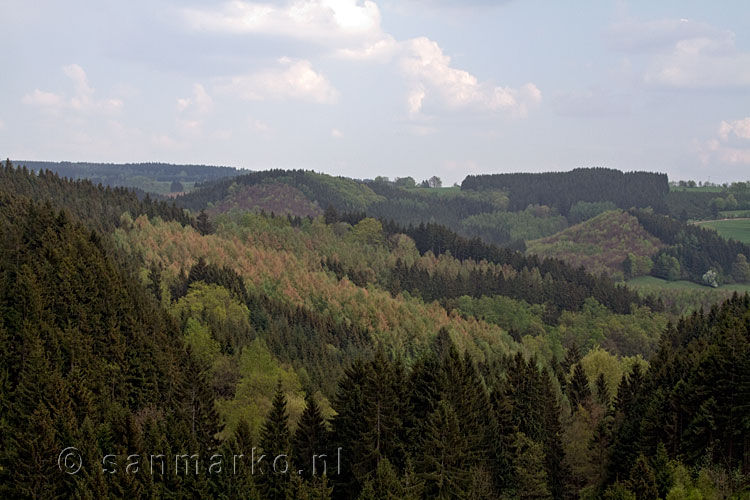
[147,261,162,302]
[626,455,658,500]
[356,457,421,500]
[197,209,213,235]
[258,381,292,500]
[331,359,370,499]
[562,344,581,375]
[417,400,471,500]
[569,363,592,411]
[651,442,674,499]
[294,393,330,478]
[595,373,610,408]
[540,370,572,500]
[508,432,553,500]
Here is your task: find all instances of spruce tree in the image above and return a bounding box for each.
[569,363,592,411]
[258,381,292,500]
[197,209,213,235]
[509,432,553,500]
[294,393,330,479]
[595,373,610,408]
[625,455,658,500]
[417,400,471,500]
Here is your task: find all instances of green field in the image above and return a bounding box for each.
[627,275,750,292]
[719,210,750,218]
[697,218,750,244]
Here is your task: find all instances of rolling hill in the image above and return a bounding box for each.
[525,210,663,278]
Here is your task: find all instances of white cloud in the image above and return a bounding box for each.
[0,118,4,130]
[184,1,539,117]
[336,35,399,61]
[699,117,750,166]
[608,18,750,89]
[22,89,64,108]
[607,18,727,53]
[400,37,541,116]
[22,64,123,113]
[218,58,338,103]
[177,83,214,114]
[331,128,343,138]
[644,36,750,88]
[719,118,750,142]
[250,118,271,133]
[183,0,383,44]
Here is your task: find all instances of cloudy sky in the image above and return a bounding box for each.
[2,0,750,184]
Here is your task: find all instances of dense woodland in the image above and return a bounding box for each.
[1,161,748,498]
[461,169,670,215]
[20,161,240,195]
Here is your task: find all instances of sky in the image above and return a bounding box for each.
[2,0,750,185]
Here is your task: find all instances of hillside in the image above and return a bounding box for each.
[208,182,323,217]
[17,160,240,195]
[526,210,663,278]
[697,218,750,244]
[2,161,748,499]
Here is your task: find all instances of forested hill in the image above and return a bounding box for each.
[17,160,240,195]
[1,159,748,498]
[0,160,193,232]
[461,168,669,214]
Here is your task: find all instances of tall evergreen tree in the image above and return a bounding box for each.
[197,209,213,235]
[595,373,610,408]
[416,400,471,500]
[569,363,592,411]
[294,394,330,478]
[258,381,292,500]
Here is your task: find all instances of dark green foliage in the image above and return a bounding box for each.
[0,160,193,232]
[625,455,658,500]
[20,160,239,190]
[462,168,669,214]
[197,209,213,235]
[569,363,592,411]
[595,373,610,407]
[509,432,553,500]
[294,394,330,478]
[0,195,220,498]
[416,400,471,499]
[258,382,293,500]
[632,208,750,284]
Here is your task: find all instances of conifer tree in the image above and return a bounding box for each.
[509,432,553,500]
[569,363,592,411]
[258,381,292,500]
[417,400,471,499]
[294,393,330,479]
[625,455,658,500]
[595,373,610,408]
[197,209,213,235]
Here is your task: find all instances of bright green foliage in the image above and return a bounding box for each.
[217,338,304,440]
[349,218,385,246]
[461,205,568,246]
